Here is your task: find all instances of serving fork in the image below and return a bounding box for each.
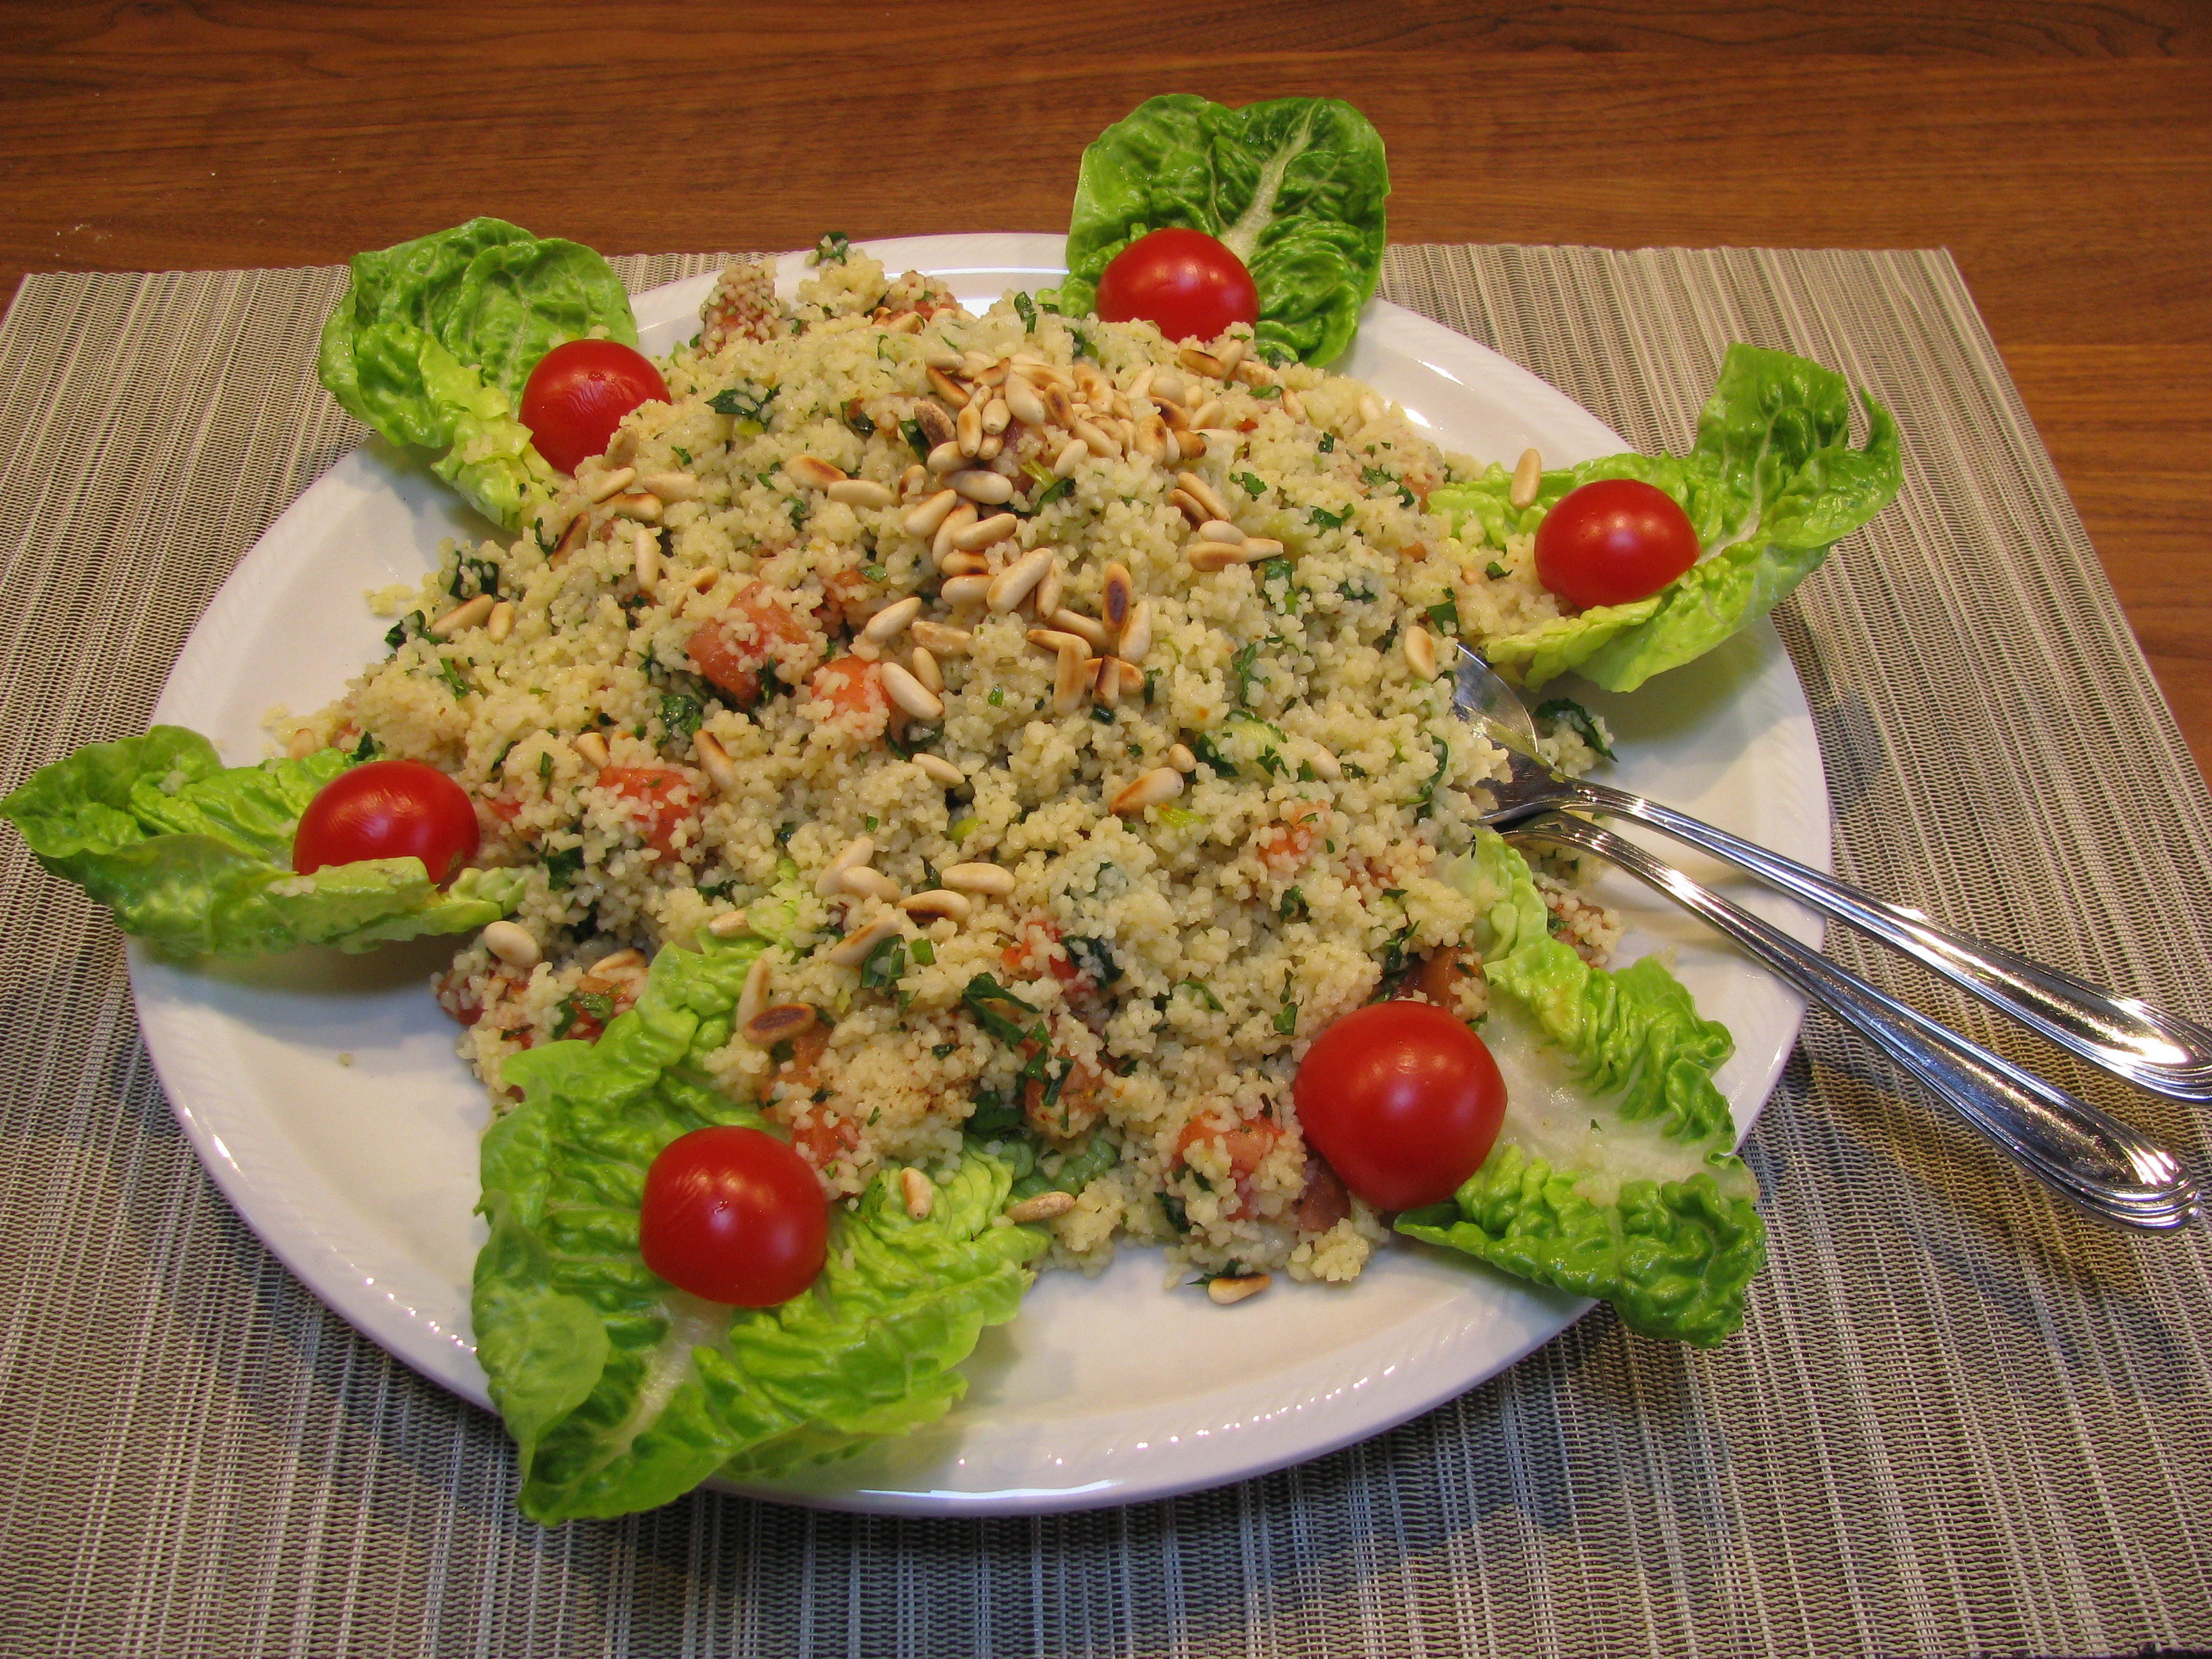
[1456,647,2203,1229]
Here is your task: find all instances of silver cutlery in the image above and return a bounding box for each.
[1507,810,2197,1229]
[1456,646,2212,1104]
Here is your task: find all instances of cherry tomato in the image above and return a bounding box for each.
[638,1125,829,1307]
[1532,478,1701,610]
[1094,228,1259,344]
[291,758,479,884]
[519,340,671,475]
[1291,1001,1506,1210]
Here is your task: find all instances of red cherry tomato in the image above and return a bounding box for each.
[291,758,479,884]
[1094,228,1260,344]
[1291,1001,1507,1210]
[1532,478,1702,610]
[638,1125,829,1307]
[519,340,671,475]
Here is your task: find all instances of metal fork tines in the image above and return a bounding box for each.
[1454,644,2212,1104]
[1509,811,2198,1231]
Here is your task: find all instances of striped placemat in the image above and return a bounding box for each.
[2,244,2207,1658]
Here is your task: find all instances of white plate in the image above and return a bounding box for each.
[136,234,1828,1515]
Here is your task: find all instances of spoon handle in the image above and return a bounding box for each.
[1511,813,2197,1230]
[1560,775,2212,1104]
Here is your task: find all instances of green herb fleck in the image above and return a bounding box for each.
[844,401,875,438]
[1308,503,1353,531]
[1484,560,1511,580]
[1231,471,1267,498]
[910,937,937,967]
[659,693,703,744]
[962,974,1040,1046]
[708,383,777,424]
[1063,936,1121,986]
[1176,979,1225,1012]
[1319,431,1336,452]
[1013,291,1038,332]
[436,657,471,699]
[1278,886,1309,923]
[988,687,1004,707]
[1427,596,1460,638]
[859,934,907,994]
[812,230,851,265]
[862,562,888,583]
[544,844,584,889]
[901,416,930,460]
[1536,697,1616,760]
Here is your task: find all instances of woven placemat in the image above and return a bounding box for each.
[2,245,2208,1658]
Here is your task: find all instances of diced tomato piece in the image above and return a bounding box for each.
[1024,1057,1104,1141]
[817,565,876,634]
[1409,945,1474,1008]
[687,583,819,708]
[787,1110,861,1170]
[1175,1111,1284,1219]
[1254,802,1322,872]
[435,964,488,1027]
[808,655,889,743]
[1002,917,1080,987]
[598,766,699,863]
[1294,1154,1352,1234]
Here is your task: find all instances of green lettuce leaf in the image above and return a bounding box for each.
[0,725,522,956]
[1061,94,1389,365]
[1399,830,1766,1345]
[1433,344,1902,691]
[475,922,1050,1523]
[316,218,637,527]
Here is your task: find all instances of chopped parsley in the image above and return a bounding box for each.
[859,933,908,994]
[1485,560,1511,580]
[900,415,930,460]
[659,692,704,745]
[812,230,851,265]
[1063,936,1121,986]
[436,656,471,699]
[1308,503,1353,531]
[1536,697,1616,760]
[844,401,875,438]
[1177,979,1224,1012]
[1277,887,1309,923]
[1231,470,1267,498]
[1013,291,1038,332]
[708,382,778,424]
[962,973,1040,1046]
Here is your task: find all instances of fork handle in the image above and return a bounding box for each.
[1555,776,2212,1104]
[1511,813,2197,1230]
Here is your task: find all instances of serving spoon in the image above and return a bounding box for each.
[1456,646,2212,1104]
[1507,809,2196,1230]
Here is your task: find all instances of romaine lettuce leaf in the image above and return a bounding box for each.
[476,923,1051,1523]
[1433,344,1902,691]
[0,725,521,956]
[1399,830,1766,1345]
[1061,94,1389,365]
[316,218,636,527]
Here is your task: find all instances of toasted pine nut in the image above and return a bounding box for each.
[736,952,772,1029]
[941,574,993,607]
[961,349,996,377]
[1052,437,1088,476]
[1134,414,1170,463]
[928,440,966,476]
[1047,609,1111,651]
[1118,600,1153,664]
[901,1167,935,1221]
[487,600,516,643]
[584,465,637,503]
[863,595,923,643]
[1176,471,1231,523]
[1126,364,1155,403]
[911,620,973,655]
[1189,400,1226,430]
[914,752,962,786]
[900,463,928,499]
[950,469,1012,505]
[592,947,647,977]
[816,835,875,897]
[1404,625,1438,679]
[607,492,662,523]
[1188,541,1255,572]
[943,862,1015,896]
[909,645,943,695]
[1102,562,1133,629]
[483,920,539,970]
[1168,743,1197,773]
[827,914,903,968]
[1509,447,1542,511]
[1241,537,1285,559]
[1093,655,1124,707]
[988,546,1054,613]
[1071,417,1120,459]
[1197,518,1245,545]
[638,470,700,502]
[953,512,1019,553]
[913,398,956,450]
[574,731,610,769]
[1015,355,1074,390]
[430,594,495,638]
[1151,369,1187,404]
[285,728,319,759]
[1004,377,1046,427]
[1208,1272,1271,1306]
[1031,561,1063,620]
[884,311,924,334]
[1178,345,1227,380]
[694,730,741,796]
[905,489,960,538]
[1044,384,1078,428]
[785,455,846,490]
[939,550,988,576]
[1005,1190,1076,1225]
[1176,430,1211,462]
[840,866,902,902]
[1111,766,1185,816]
[686,565,720,594]
[1169,489,1208,525]
[1215,337,1246,375]
[956,398,984,457]
[933,501,979,563]
[981,396,1010,436]
[634,525,661,590]
[976,431,1004,462]
[880,660,945,721]
[926,365,970,407]
[1233,357,1272,388]
[901,888,974,922]
[827,478,894,510]
[1026,628,1091,659]
[744,1002,819,1046]
[922,347,962,371]
[1052,640,1092,717]
[708,908,751,939]
[1280,386,1306,422]
[1310,745,1343,779]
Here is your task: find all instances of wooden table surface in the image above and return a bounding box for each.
[5,2,2205,779]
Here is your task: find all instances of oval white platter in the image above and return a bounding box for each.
[135,233,1827,1515]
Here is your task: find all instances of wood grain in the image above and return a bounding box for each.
[2,1,2205,775]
